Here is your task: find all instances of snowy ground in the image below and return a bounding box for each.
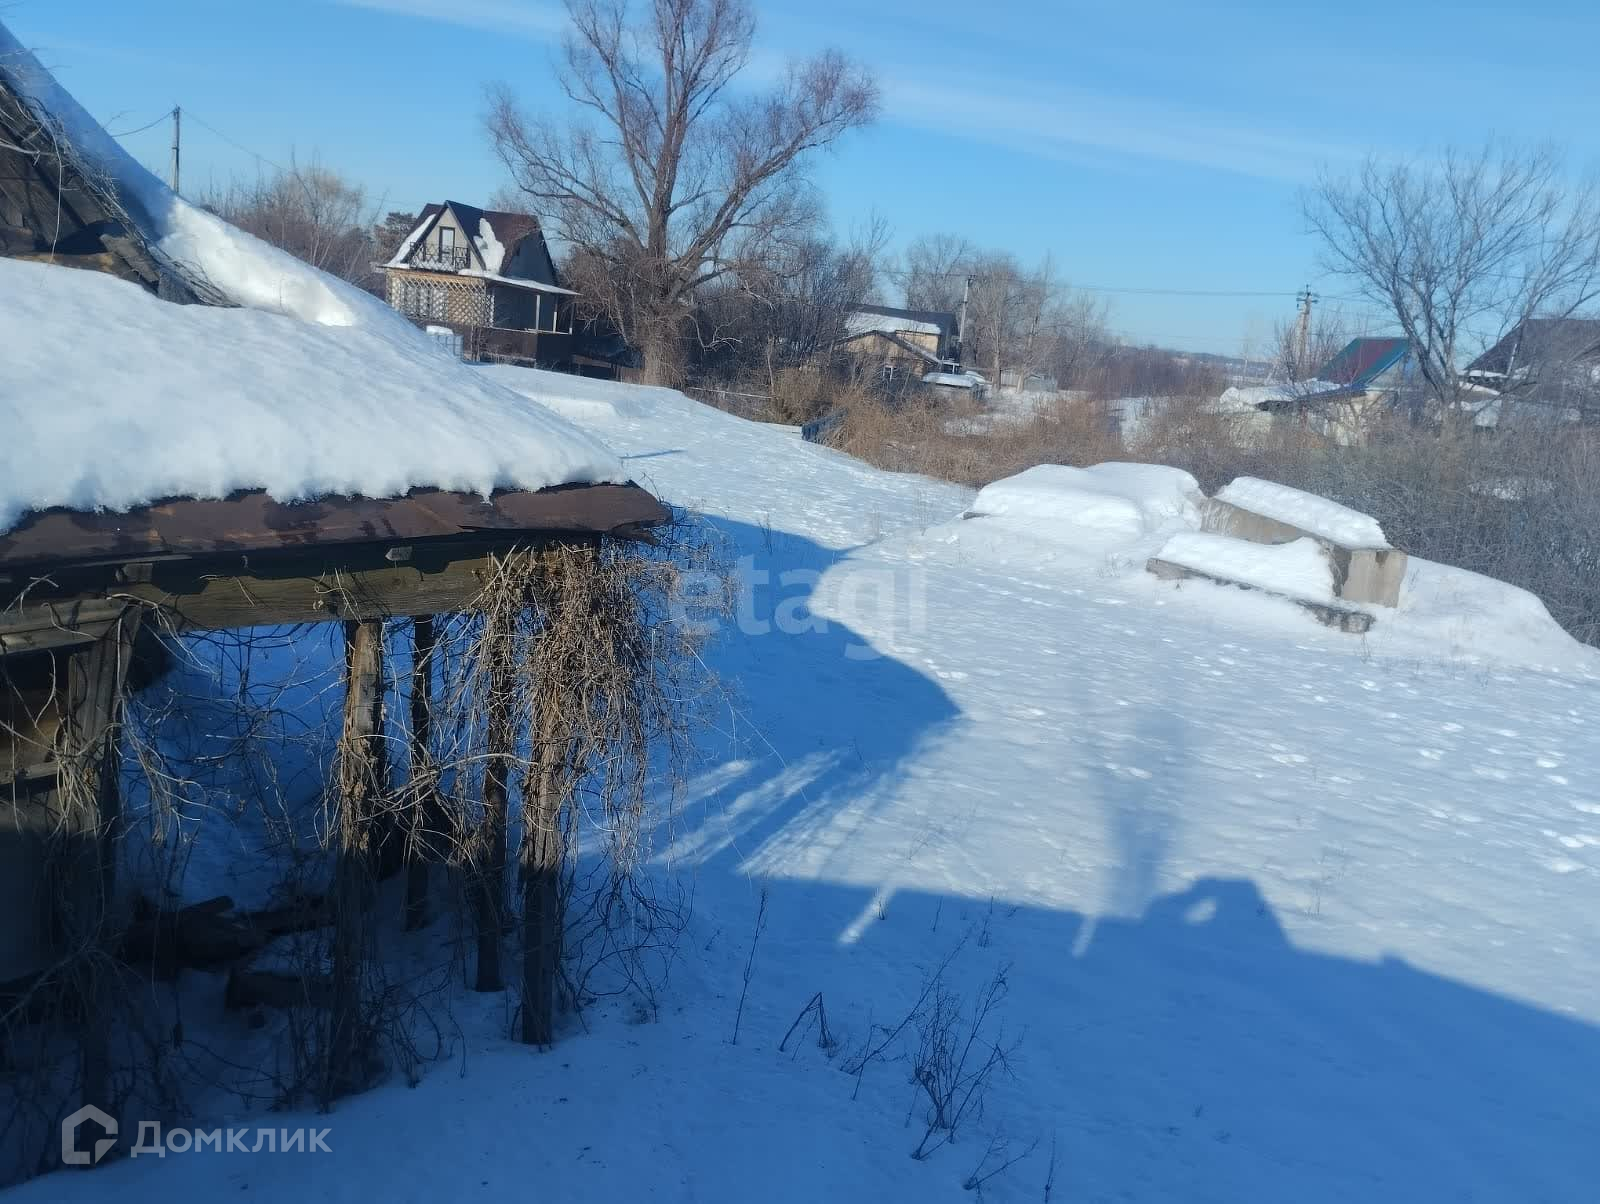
[19,368,1600,1203]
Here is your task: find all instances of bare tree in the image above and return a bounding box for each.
[689,217,887,380]
[962,253,1077,388]
[897,232,975,314]
[1305,144,1600,423]
[201,156,382,289]
[1271,306,1350,384]
[1047,290,1113,388]
[485,0,878,385]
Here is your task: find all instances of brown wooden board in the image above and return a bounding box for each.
[0,483,668,576]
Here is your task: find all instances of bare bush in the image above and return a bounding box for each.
[909,962,1016,1160]
[200,157,381,289]
[963,1131,1040,1197]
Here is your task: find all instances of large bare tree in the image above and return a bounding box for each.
[1305,144,1600,421]
[486,0,878,385]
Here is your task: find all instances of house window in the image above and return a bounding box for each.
[439,226,455,253]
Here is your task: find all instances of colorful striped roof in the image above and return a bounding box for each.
[1317,337,1411,389]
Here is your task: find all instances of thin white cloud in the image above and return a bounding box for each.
[880,72,1367,183]
[333,0,566,38]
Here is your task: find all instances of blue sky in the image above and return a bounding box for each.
[8,0,1599,353]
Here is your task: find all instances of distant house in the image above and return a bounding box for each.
[383,200,577,367]
[1316,336,1415,396]
[1215,337,1417,444]
[835,303,960,380]
[1465,318,1600,423]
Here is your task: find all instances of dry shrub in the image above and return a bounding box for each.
[838,391,1124,488]
[764,366,837,426]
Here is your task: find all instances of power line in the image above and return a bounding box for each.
[182,108,290,175]
[1073,284,1302,299]
[106,111,171,138]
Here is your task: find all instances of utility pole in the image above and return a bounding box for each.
[957,273,972,367]
[1293,284,1316,379]
[169,106,181,194]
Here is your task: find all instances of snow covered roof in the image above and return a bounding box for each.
[1213,380,1346,412]
[0,23,415,333]
[386,200,556,280]
[1468,318,1600,378]
[847,303,957,342]
[847,310,940,338]
[0,257,624,535]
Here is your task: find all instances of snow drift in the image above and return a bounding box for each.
[964,462,1203,538]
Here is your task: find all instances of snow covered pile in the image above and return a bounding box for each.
[1214,380,1343,412]
[0,22,413,335]
[0,258,622,532]
[1153,533,1335,601]
[964,462,1203,539]
[1215,477,1390,547]
[921,371,983,388]
[1389,558,1586,665]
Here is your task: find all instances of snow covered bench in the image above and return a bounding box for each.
[1203,478,1407,608]
[1146,534,1376,633]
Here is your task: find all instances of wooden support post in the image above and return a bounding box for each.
[519,696,568,1046]
[403,616,437,932]
[473,587,517,993]
[517,543,589,1046]
[326,618,384,1102]
[52,606,141,1132]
